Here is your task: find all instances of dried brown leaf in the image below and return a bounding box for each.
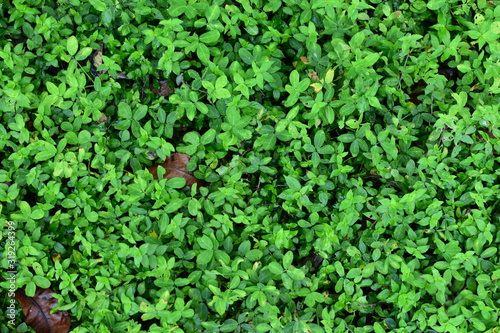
[15,288,71,333]
[147,153,201,187]
[300,56,310,63]
[307,72,319,80]
[149,79,173,97]
[90,47,128,79]
[90,49,106,77]
[97,113,107,123]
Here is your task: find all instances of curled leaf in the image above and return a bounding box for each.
[146,151,157,160]
[15,287,71,333]
[147,153,201,187]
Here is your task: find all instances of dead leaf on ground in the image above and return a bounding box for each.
[15,287,71,333]
[149,78,173,97]
[90,48,105,77]
[90,47,128,79]
[147,153,201,187]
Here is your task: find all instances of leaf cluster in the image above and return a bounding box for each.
[1,0,500,332]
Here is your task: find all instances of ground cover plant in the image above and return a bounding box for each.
[1,0,500,332]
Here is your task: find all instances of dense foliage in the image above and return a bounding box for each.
[1,0,500,332]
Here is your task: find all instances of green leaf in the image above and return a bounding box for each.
[198,235,213,250]
[165,198,184,214]
[197,43,210,63]
[166,177,186,188]
[283,251,294,269]
[206,5,221,22]
[346,246,361,257]
[338,133,355,143]
[67,36,78,56]
[24,282,37,297]
[35,143,57,161]
[289,70,300,86]
[33,276,51,288]
[89,0,107,11]
[339,190,353,211]
[46,82,59,96]
[31,209,44,220]
[284,176,301,191]
[287,267,305,280]
[226,107,240,125]
[199,31,220,45]
[268,262,284,275]
[380,136,398,160]
[481,247,497,258]
[246,249,263,261]
[214,296,226,315]
[361,53,380,67]
[134,105,148,121]
[200,129,216,145]
[215,76,228,89]
[334,261,345,276]
[325,68,335,83]
[373,322,386,333]
[238,48,253,64]
[427,0,446,10]
[168,0,187,16]
[197,249,213,265]
[75,47,93,61]
[118,102,132,119]
[214,88,231,99]
[78,130,91,144]
[314,130,326,148]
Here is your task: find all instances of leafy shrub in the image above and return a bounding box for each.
[1,0,499,332]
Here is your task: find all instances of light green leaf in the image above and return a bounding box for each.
[314,130,326,148]
[284,176,301,191]
[215,76,228,89]
[206,5,221,22]
[33,276,51,288]
[35,143,57,161]
[75,47,93,61]
[67,36,78,56]
[197,43,210,63]
[283,251,294,269]
[25,282,37,297]
[214,88,230,99]
[198,235,213,250]
[427,0,446,10]
[89,0,107,11]
[325,68,335,83]
[289,70,299,86]
[196,249,213,265]
[46,82,59,96]
[268,262,284,275]
[165,199,184,213]
[287,267,305,280]
[201,129,216,145]
[199,30,220,45]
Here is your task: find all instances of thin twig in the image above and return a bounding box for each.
[398,53,410,91]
